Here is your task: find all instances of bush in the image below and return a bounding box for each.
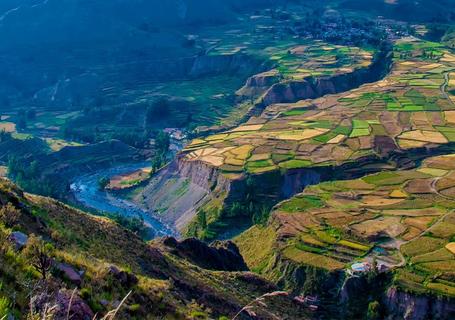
[0,203,21,228]
[22,234,54,280]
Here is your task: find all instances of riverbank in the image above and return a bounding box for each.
[70,162,177,240]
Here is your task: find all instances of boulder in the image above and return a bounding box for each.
[107,265,138,288]
[56,263,83,286]
[8,231,28,250]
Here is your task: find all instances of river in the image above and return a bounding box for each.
[70,162,178,240]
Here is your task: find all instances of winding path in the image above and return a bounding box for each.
[388,175,454,268]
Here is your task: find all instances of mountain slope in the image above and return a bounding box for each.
[0,178,309,319]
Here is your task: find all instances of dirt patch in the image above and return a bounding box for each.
[404,179,434,194]
[350,216,406,240]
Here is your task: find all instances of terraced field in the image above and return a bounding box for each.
[237,153,455,297]
[236,41,374,99]
[182,38,455,179]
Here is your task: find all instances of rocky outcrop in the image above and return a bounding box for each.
[107,265,139,288]
[236,70,280,97]
[258,63,384,107]
[162,236,248,271]
[384,287,455,320]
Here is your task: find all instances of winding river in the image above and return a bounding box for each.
[70,162,177,239]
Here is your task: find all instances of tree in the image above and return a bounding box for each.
[155,131,170,154]
[23,235,54,280]
[0,203,21,228]
[0,229,9,255]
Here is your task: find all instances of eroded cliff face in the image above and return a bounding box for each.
[139,47,393,233]
[259,59,387,107]
[384,287,455,320]
[238,46,392,113]
[265,254,455,319]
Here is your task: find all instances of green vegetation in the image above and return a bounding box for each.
[237,153,455,299]
[184,38,455,180]
[280,195,324,213]
[0,178,300,319]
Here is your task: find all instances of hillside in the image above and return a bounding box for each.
[0,178,309,319]
[236,153,455,318]
[131,35,455,319]
[2,2,455,319]
[173,37,455,238]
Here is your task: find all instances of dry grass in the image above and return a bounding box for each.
[283,246,345,271]
[235,226,276,273]
[350,217,405,239]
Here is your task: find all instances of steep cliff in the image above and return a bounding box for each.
[384,288,455,320]
[239,44,392,114]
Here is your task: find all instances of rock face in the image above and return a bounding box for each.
[258,65,382,107]
[236,70,280,97]
[162,237,248,271]
[239,45,392,115]
[384,287,455,320]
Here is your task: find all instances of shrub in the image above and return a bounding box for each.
[22,234,54,280]
[0,203,20,228]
